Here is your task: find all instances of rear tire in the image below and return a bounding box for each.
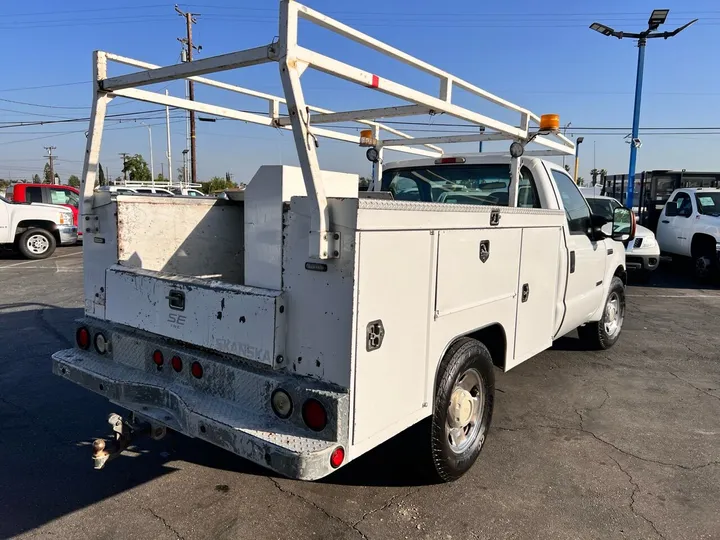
[17,228,56,260]
[693,252,718,283]
[429,338,494,482]
[577,276,625,350]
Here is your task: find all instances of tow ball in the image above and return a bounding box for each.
[92,413,152,469]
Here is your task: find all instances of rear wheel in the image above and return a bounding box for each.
[693,253,717,283]
[577,276,625,350]
[430,338,494,482]
[18,228,56,260]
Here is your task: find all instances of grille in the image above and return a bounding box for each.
[633,237,643,248]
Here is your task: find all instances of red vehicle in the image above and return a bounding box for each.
[5,183,80,236]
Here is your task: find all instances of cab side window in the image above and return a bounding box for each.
[517,167,541,208]
[673,192,692,217]
[26,186,43,203]
[551,170,591,234]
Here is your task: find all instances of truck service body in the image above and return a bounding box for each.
[52,1,632,481]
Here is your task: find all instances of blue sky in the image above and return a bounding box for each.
[1,0,718,184]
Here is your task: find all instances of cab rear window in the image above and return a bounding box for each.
[380,164,540,208]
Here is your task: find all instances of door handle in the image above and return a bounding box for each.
[661,220,670,224]
[570,251,576,273]
[521,283,530,303]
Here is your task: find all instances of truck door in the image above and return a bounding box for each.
[548,169,607,334]
[0,200,9,242]
[662,192,693,256]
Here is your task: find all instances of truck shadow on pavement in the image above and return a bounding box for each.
[0,305,434,538]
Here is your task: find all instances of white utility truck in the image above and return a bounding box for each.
[656,187,720,280]
[52,1,633,481]
[0,195,76,259]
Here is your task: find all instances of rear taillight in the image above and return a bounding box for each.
[330,446,345,468]
[76,327,90,350]
[171,356,183,372]
[302,399,327,432]
[191,361,203,379]
[152,350,164,367]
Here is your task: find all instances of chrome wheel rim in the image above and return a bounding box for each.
[26,234,49,255]
[604,291,624,338]
[445,368,484,454]
[695,256,712,278]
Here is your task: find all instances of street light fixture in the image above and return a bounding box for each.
[589,9,697,208]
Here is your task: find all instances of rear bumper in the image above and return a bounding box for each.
[58,225,78,245]
[52,322,349,480]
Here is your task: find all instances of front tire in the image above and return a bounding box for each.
[693,252,717,283]
[577,276,625,350]
[430,338,494,482]
[18,228,56,260]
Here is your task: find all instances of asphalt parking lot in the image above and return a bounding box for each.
[1,246,718,540]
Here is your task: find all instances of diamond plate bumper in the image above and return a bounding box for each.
[52,345,347,480]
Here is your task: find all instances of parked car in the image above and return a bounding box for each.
[171,187,206,197]
[5,183,80,236]
[585,195,660,276]
[656,187,720,280]
[0,195,77,259]
[133,187,174,196]
[95,186,139,194]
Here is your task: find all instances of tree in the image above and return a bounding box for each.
[577,176,585,186]
[200,176,238,194]
[43,163,53,183]
[590,168,599,186]
[155,173,166,183]
[122,154,151,182]
[32,174,41,184]
[177,167,186,184]
[68,175,81,188]
[98,163,106,186]
[564,164,571,173]
[358,176,370,191]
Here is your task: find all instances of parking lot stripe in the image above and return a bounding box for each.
[0,251,81,269]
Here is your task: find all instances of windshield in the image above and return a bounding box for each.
[380,164,538,207]
[695,193,720,217]
[587,197,621,221]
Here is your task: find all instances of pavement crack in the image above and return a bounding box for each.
[38,307,72,348]
[145,507,184,540]
[668,372,720,403]
[609,457,665,539]
[352,487,421,531]
[268,477,368,539]
[500,420,720,471]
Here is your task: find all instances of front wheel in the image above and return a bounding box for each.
[693,252,718,283]
[18,228,56,260]
[430,338,494,482]
[577,276,625,350]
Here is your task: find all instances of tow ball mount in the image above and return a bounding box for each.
[92,413,150,470]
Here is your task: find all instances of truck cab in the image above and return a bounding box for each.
[5,183,80,234]
[0,195,77,259]
[656,187,720,279]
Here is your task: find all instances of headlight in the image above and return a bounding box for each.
[58,212,73,225]
[642,236,657,249]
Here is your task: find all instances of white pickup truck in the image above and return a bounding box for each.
[52,1,633,482]
[0,195,77,259]
[656,187,720,280]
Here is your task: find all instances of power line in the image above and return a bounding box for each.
[0,81,87,93]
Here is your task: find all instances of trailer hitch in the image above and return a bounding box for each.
[92,413,150,470]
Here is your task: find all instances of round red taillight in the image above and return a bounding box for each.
[330,446,344,469]
[302,399,327,432]
[152,350,164,366]
[191,361,203,379]
[76,327,90,350]
[171,356,183,372]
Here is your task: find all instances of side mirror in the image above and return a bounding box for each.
[665,201,678,217]
[611,207,636,242]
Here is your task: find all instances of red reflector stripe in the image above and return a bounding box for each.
[370,74,379,88]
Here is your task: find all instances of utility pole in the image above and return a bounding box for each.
[44,146,57,184]
[176,4,201,185]
[165,89,173,183]
[119,152,130,183]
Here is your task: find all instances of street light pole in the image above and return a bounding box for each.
[589,10,697,209]
[140,121,155,185]
[574,137,584,184]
